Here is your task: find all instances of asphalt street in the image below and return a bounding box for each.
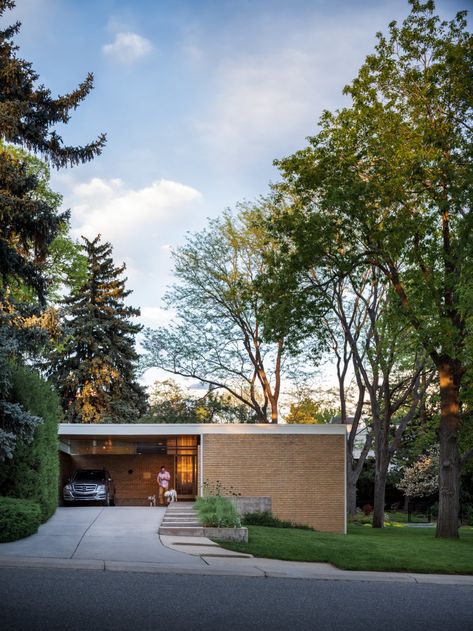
[0,567,472,631]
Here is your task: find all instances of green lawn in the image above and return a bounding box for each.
[216,524,473,574]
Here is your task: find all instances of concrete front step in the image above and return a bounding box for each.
[158,503,202,537]
[161,518,201,526]
[161,519,202,526]
[159,526,205,536]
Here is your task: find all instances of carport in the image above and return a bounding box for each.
[59,424,200,505]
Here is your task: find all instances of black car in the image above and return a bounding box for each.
[63,469,116,506]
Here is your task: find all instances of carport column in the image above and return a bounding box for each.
[198,433,204,497]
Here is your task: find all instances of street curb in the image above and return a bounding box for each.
[0,557,104,571]
[0,555,473,585]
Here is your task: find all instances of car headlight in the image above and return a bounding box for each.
[96,484,106,492]
[64,484,72,492]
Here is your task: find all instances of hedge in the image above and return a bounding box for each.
[0,496,42,542]
[0,364,60,522]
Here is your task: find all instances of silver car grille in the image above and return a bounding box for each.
[73,484,98,493]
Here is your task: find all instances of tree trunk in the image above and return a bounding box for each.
[270,397,278,423]
[347,462,358,517]
[436,361,462,539]
[372,458,388,528]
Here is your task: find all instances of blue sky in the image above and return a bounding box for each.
[10,0,470,336]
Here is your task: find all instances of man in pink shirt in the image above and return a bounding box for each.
[157,466,171,506]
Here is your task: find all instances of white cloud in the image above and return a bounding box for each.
[69,177,201,244]
[103,32,153,64]
[192,15,383,170]
[196,48,314,161]
[139,307,175,329]
[63,177,203,317]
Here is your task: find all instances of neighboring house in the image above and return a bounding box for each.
[59,423,347,533]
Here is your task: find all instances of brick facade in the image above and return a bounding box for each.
[202,434,345,533]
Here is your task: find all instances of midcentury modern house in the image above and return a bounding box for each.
[59,423,347,533]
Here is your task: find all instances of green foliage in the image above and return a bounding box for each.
[0,329,43,461]
[285,396,336,424]
[0,0,106,169]
[0,496,42,542]
[49,236,146,423]
[271,0,472,537]
[146,379,257,424]
[242,510,314,530]
[0,0,105,304]
[0,364,59,520]
[0,0,105,457]
[195,495,242,528]
[142,201,308,423]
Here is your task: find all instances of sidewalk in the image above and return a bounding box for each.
[0,507,472,586]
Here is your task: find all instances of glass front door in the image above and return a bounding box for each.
[175,455,197,497]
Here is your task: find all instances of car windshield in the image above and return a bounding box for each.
[73,470,106,481]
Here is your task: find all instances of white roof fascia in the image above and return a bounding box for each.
[58,423,347,437]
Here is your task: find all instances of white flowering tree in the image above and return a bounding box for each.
[397,446,439,499]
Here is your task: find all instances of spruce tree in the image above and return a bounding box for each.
[0,0,106,303]
[50,236,147,423]
[0,0,105,456]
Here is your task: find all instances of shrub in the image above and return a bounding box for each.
[195,495,241,528]
[0,365,60,521]
[242,510,314,530]
[0,496,42,542]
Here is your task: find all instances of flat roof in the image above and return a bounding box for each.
[58,423,347,439]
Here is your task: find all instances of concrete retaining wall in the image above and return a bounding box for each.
[204,527,248,543]
[224,496,272,516]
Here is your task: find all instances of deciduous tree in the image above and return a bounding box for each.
[142,203,304,423]
[274,1,472,538]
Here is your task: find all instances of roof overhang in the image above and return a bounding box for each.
[58,422,347,440]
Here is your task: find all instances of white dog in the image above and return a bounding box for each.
[148,495,156,507]
[164,489,178,504]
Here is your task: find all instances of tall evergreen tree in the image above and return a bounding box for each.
[0,0,105,456]
[50,236,146,424]
[0,0,106,303]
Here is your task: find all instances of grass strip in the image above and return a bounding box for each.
[215,524,473,574]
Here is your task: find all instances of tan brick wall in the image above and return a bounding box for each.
[202,434,345,533]
[62,454,175,506]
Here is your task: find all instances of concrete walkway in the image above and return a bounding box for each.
[0,507,472,586]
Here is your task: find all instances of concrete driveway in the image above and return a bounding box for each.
[0,507,207,567]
